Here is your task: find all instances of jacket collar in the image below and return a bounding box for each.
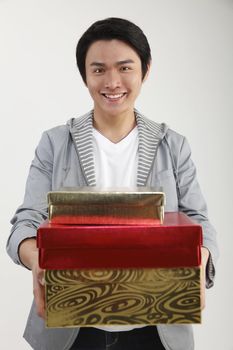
[69,109,167,186]
[135,109,167,185]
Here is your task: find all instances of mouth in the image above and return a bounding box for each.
[101,92,127,102]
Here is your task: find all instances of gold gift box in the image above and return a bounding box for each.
[45,267,201,328]
[47,187,165,225]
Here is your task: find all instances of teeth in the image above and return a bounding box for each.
[104,93,125,99]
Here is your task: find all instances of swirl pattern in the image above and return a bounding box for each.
[45,268,201,327]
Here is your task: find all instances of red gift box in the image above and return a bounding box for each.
[37,212,202,269]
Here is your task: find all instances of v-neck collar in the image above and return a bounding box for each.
[70,109,167,186]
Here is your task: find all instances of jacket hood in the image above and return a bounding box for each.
[66,109,169,141]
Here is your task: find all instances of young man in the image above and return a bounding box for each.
[7,18,218,350]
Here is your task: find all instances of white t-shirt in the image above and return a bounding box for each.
[92,126,145,332]
[93,127,138,188]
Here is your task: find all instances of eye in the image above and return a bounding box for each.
[121,66,131,72]
[93,68,104,74]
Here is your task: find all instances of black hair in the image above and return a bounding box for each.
[76,17,151,84]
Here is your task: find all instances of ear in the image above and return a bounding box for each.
[142,62,151,83]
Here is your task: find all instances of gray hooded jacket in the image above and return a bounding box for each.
[7,110,218,350]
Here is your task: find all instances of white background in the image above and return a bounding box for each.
[0,0,232,349]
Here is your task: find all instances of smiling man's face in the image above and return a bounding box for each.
[85,39,148,119]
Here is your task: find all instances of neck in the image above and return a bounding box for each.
[93,109,136,143]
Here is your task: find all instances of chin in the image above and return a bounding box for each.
[104,107,129,117]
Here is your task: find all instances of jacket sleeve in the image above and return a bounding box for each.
[6,131,53,268]
[172,135,219,288]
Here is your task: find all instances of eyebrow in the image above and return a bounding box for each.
[89,59,135,67]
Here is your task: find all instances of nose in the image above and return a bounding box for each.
[104,70,121,89]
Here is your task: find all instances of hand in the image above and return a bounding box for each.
[31,255,45,319]
[200,246,210,310]
[19,238,45,319]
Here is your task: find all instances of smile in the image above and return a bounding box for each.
[101,93,127,101]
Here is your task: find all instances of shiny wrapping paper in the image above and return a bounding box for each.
[38,213,202,269]
[47,187,165,225]
[45,267,201,327]
[37,213,203,327]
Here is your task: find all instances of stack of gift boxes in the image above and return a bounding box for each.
[37,187,202,328]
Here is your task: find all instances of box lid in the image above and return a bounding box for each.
[37,212,202,269]
[47,186,165,206]
[48,186,165,224]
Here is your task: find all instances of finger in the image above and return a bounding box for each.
[38,271,45,286]
[33,269,46,319]
[200,266,206,310]
[33,283,45,319]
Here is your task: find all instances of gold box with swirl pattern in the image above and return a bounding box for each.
[45,267,201,327]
